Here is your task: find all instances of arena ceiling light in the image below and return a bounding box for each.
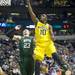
[26,25,35,29]
[67,13,72,16]
[10,13,20,16]
[47,14,56,16]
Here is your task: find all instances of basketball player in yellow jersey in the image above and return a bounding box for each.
[34,21,56,60]
[26,0,71,75]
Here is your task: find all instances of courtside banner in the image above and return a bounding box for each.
[0,0,11,6]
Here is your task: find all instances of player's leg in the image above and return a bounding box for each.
[35,60,41,75]
[34,46,45,75]
[52,52,72,75]
[27,57,34,75]
[19,62,27,75]
[52,52,68,70]
[19,58,28,75]
[46,44,68,70]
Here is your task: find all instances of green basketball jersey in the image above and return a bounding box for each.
[19,36,34,57]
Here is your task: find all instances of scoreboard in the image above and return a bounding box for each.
[52,23,70,30]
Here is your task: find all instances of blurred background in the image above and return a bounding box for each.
[0,0,75,35]
[0,0,75,75]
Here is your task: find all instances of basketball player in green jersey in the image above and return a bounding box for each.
[13,29,34,75]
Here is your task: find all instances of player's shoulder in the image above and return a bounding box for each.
[46,23,52,28]
[34,18,39,26]
[29,36,35,42]
[48,24,52,29]
[29,36,34,39]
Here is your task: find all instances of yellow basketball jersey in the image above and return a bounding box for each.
[35,21,53,46]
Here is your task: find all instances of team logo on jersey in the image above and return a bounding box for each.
[23,39,31,43]
[38,26,48,30]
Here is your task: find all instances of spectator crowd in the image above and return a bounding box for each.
[0,36,75,75]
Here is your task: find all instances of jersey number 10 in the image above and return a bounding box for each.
[40,29,46,35]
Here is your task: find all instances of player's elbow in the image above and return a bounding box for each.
[51,36,55,41]
[31,14,36,21]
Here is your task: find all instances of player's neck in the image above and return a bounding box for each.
[40,20,47,24]
[23,35,29,37]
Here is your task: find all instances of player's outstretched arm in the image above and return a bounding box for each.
[27,0,38,24]
[49,25,55,41]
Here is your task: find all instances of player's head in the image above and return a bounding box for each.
[39,14,47,23]
[23,29,30,37]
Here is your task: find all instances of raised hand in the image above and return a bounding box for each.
[15,25,21,30]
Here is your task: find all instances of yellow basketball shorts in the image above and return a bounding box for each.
[34,44,56,61]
